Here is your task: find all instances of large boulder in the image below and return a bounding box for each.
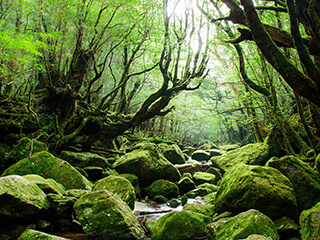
[0,175,49,218]
[182,203,215,217]
[210,143,270,171]
[152,210,211,240]
[113,144,181,186]
[267,156,320,211]
[145,179,179,199]
[177,176,197,194]
[93,175,135,210]
[1,151,92,190]
[193,172,217,185]
[191,150,211,161]
[60,151,111,168]
[214,164,298,220]
[19,229,69,240]
[120,173,142,199]
[158,143,185,164]
[23,174,65,195]
[206,209,279,240]
[300,202,320,239]
[74,190,144,240]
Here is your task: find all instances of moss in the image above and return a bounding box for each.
[74,190,144,239]
[120,173,142,199]
[206,209,280,240]
[182,203,215,217]
[60,151,110,168]
[19,229,69,239]
[177,176,197,194]
[1,151,92,190]
[193,172,217,185]
[23,174,65,195]
[197,183,219,193]
[158,143,185,164]
[300,202,320,239]
[145,179,179,199]
[202,192,217,204]
[152,210,210,240]
[191,150,211,161]
[93,175,135,210]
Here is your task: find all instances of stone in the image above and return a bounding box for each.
[82,166,104,181]
[206,209,280,240]
[182,203,215,217]
[202,192,217,204]
[74,190,144,240]
[60,151,110,168]
[19,229,69,240]
[208,149,225,157]
[177,176,197,194]
[23,174,65,195]
[0,175,49,218]
[218,144,239,151]
[169,198,179,208]
[152,210,211,240]
[191,150,211,161]
[158,143,185,164]
[186,188,209,198]
[274,216,300,239]
[197,183,219,194]
[153,195,169,203]
[120,173,142,199]
[1,151,92,190]
[193,172,217,185]
[7,138,48,164]
[267,155,320,211]
[93,175,135,210]
[214,164,298,220]
[145,179,179,199]
[210,143,270,171]
[206,167,222,182]
[300,202,320,240]
[64,189,90,199]
[113,144,181,186]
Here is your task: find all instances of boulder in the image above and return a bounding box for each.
[208,149,225,157]
[206,167,222,182]
[218,144,239,151]
[93,175,135,210]
[267,156,320,211]
[113,145,181,186]
[177,176,197,194]
[210,143,270,171]
[158,143,185,164]
[0,175,49,218]
[23,174,65,195]
[202,192,217,204]
[206,209,280,240]
[145,179,179,199]
[274,216,300,239]
[64,189,90,199]
[182,203,215,217]
[7,138,48,164]
[191,150,211,161]
[60,151,111,168]
[1,151,92,190]
[120,173,142,199]
[19,229,69,240]
[74,190,144,240]
[198,183,219,194]
[193,172,217,185]
[214,164,298,220]
[152,210,211,240]
[300,202,320,240]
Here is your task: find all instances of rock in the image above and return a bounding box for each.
[198,183,219,193]
[74,190,144,240]
[82,166,104,181]
[300,202,320,240]
[218,144,240,151]
[23,174,65,195]
[274,216,300,239]
[182,203,215,217]
[145,179,179,199]
[158,143,185,164]
[93,175,135,210]
[64,189,90,199]
[120,173,142,199]
[169,198,179,208]
[186,188,210,198]
[193,172,217,185]
[191,150,211,161]
[208,149,225,157]
[113,144,181,185]
[152,210,211,240]
[60,151,110,168]
[153,195,169,203]
[7,138,48,164]
[0,175,49,218]
[267,155,320,211]
[210,143,270,171]
[202,192,217,204]
[177,176,197,194]
[19,229,69,240]
[245,235,272,240]
[1,151,92,190]
[214,164,298,220]
[180,195,188,206]
[206,167,223,182]
[206,209,280,240]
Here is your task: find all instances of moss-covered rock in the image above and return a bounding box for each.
[177,176,197,194]
[218,144,239,152]
[198,183,219,194]
[23,174,65,195]
[60,151,111,168]
[120,173,142,199]
[208,149,225,157]
[267,155,320,211]
[74,190,144,240]
[191,150,211,161]
[93,175,135,210]
[193,172,217,185]
[1,151,92,190]
[202,192,217,204]
[206,167,222,183]
[245,235,272,240]
[113,145,181,186]
[182,203,215,217]
[0,175,49,218]
[158,143,185,164]
[152,210,211,240]
[145,179,179,199]
[64,189,90,199]
[206,209,280,240]
[19,229,69,240]
[210,143,270,171]
[214,164,298,220]
[274,216,300,239]
[300,202,320,240]
[7,138,48,164]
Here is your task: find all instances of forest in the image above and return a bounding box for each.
[1,0,320,239]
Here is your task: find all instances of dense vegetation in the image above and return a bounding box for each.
[1,0,320,155]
